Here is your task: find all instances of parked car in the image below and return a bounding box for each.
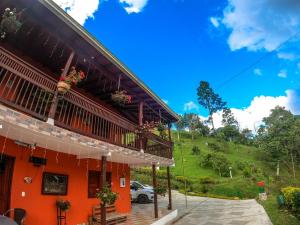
[130,181,154,203]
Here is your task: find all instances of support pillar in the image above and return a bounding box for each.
[138,101,144,151]
[152,164,158,218]
[167,166,172,210]
[47,51,74,124]
[101,156,107,225]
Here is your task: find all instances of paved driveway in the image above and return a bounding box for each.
[169,191,272,225]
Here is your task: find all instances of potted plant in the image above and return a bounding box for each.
[57,66,85,94]
[96,184,118,206]
[56,199,71,212]
[157,122,168,139]
[0,8,22,39]
[137,121,159,133]
[111,90,132,105]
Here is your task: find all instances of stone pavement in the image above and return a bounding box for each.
[123,191,272,225]
[171,193,273,225]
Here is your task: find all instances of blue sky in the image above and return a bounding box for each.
[54,0,300,130]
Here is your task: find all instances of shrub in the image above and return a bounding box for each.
[191,146,201,155]
[199,176,216,184]
[200,184,209,193]
[281,186,300,209]
[243,167,252,178]
[207,142,221,152]
[201,152,231,177]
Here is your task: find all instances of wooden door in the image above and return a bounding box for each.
[0,155,15,215]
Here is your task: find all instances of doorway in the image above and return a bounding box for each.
[0,155,15,215]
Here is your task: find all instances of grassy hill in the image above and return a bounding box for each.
[132,131,300,225]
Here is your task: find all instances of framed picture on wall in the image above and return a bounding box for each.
[42,172,68,195]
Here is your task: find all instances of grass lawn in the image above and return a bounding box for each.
[259,195,300,225]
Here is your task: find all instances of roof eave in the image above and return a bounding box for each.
[39,0,179,122]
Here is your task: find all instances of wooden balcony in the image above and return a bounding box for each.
[0,47,173,159]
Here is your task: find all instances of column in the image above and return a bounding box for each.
[152,164,158,218]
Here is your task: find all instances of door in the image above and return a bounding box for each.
[0,155,15,215]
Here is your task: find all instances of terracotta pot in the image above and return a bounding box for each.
[57,81,70,94]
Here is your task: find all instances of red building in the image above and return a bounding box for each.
[0,0,178,224]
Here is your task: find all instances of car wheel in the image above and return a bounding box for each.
[138,194,149,204]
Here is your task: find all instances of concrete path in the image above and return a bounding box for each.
[169,191,272,225]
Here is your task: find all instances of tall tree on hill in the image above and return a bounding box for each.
[222,108,238,127]
[197,81,226,132]
[175,115,187,141]
[184,113,199,140]
[260,106,297,178]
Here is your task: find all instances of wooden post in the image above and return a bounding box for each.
[101,156,107,225]
[168,123,172,159]
[47,51,74,124]
[152,164,158,218]
[167,166,172,210]
[138,101,144,151]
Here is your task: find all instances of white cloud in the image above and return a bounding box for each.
[183,101,199,111]
[253,68,262,76]
[53,0,100,25]
[286,89,300,114]
[119,0,148,14]
[210,17,220,28]
[277,52,298,61]
[278,70,288,78]
[220,0,300,52]
[201,92,299,131]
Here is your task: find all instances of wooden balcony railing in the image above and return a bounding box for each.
[0,47,173,159]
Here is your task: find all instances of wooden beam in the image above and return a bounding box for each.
[47,50,74,122]
[152,164,158,218]
[101,155,107,225]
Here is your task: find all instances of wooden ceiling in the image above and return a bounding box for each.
[0,0,178,124]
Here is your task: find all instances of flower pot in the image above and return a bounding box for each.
[57,81,70,94]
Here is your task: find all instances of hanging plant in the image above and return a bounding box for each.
[157,122,168,140]
[111,90,132,105]
[56,199,71,212]
[96,184,118,206]
[137,121,159,133]
[57,66,85,94]
[0,8,22,39]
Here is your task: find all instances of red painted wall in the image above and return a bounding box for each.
[0,136,131,225]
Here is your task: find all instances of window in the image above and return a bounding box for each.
[88,171,112,198]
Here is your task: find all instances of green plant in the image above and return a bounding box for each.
[281,186,300,209]
[0,8,22,39]
[111,90,132,105]
[199,176,216,184]
[191,146,201,155]
[56,199,71,212]
[96,184,118,206]
[155,185,167,196]
[200,184,209,193]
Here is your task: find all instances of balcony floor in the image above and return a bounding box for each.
[0,103,173,166]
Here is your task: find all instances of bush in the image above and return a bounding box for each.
[200,184,209,193]
[199,176,216,184]
[207,142,221,152]
[281,186,300,209]
[201,152,231,177]
[191,146,201,155]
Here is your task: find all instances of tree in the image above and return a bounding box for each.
[184,113,199,140]
[175,115,187,141]
[197,81,226,132]
[222,108,238,127]
[259,106,297,178]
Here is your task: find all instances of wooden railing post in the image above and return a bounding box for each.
[101,155,107,225]
[152,164,158,218]
[47,51,74,124]
[168,123,173,159]
[138,101,144,152]
[167,166,172,210]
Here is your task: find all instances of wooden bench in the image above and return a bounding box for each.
[90,205,127,225]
